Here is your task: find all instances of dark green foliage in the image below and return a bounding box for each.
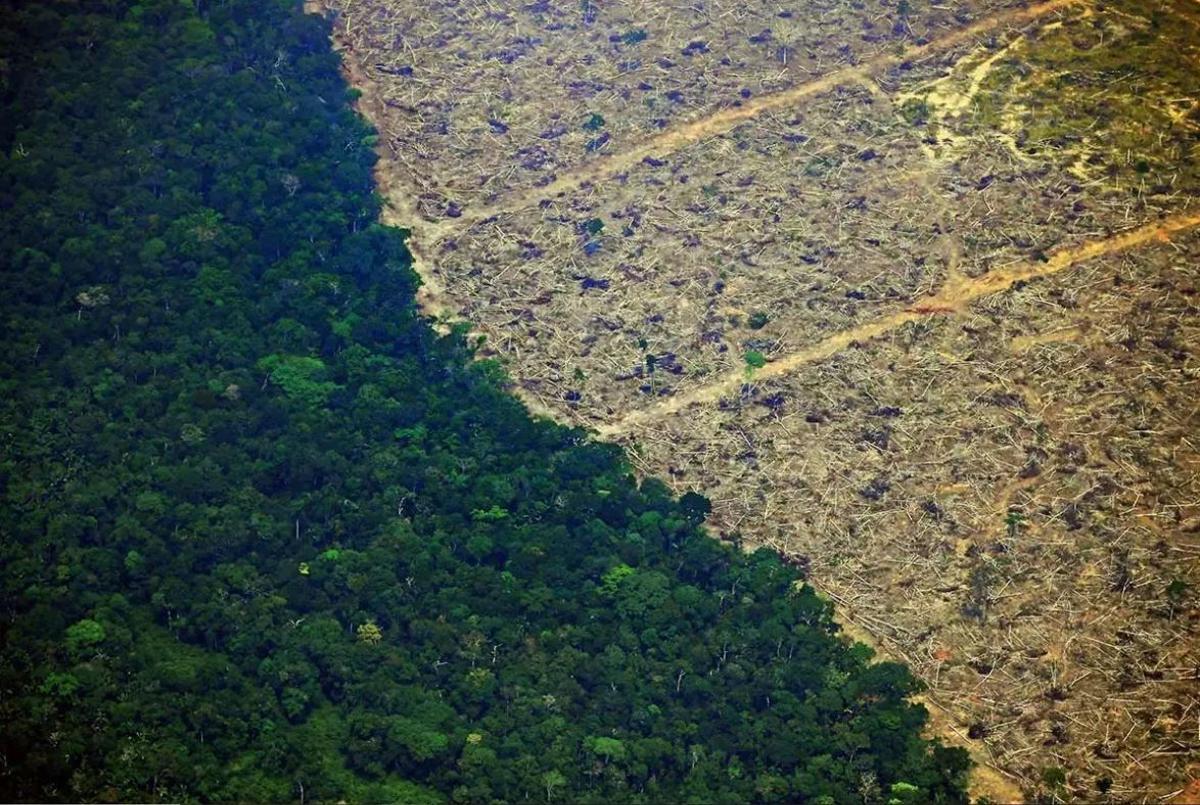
[1041,766,1067,789]
[748,311,770,330]
[0,0,970,802]
[899,98,931,126]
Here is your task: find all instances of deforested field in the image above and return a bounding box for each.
[313,0,1200,799]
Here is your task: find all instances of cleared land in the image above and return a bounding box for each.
[316,0,1200,799]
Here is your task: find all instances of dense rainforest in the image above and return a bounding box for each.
[0,0,970,801]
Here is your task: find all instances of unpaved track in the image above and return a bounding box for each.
[457,0,1084,226]
[599,211,1200,437]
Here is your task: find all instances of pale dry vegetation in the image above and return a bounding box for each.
[619,230,1200,801]
[432,84,941,420]
[317,0,1200,798]
[322,0,1043,219]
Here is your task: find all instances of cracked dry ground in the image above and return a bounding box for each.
[316,0,1200,799]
